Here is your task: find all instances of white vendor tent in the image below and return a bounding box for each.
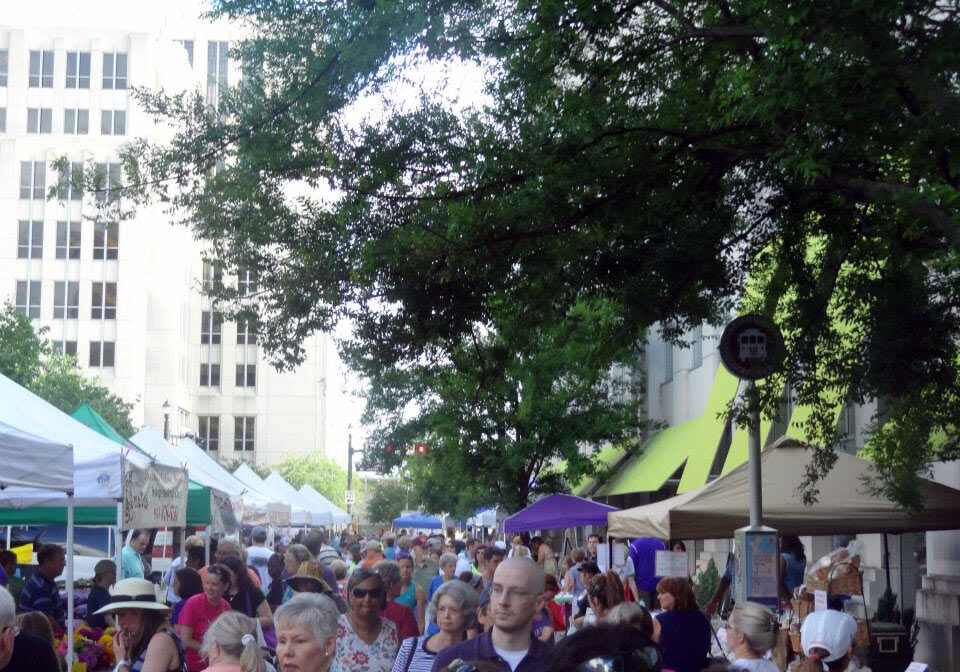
[261,471,331,526]
[298,484,351,525]
[607,437,960,540]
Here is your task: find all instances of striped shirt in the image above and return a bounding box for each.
[391,635,436,672]
[19,572,64,623]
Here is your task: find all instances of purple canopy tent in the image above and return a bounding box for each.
[503,494,619,533]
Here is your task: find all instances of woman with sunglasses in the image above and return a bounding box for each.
[179,564,233,672]
[334,567,398,672]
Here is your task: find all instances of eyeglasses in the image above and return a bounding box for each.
[352,587,383,600]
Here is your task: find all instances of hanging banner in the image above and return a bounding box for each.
[123,464,188,530]
[210,489,241,534]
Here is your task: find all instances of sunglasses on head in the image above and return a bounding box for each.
[352,587,383,599]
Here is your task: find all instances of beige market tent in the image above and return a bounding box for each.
[607,438,960,540]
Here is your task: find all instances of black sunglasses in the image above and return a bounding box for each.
[352,587,383,599]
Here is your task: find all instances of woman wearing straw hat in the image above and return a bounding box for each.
[93,577,187,672]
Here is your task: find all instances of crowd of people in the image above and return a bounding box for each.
[0,528,868,672]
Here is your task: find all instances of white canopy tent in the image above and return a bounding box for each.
[298,484,351,526]
[261,472,331,526]
[131,427,290,524]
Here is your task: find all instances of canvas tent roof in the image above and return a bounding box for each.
[0,373,144,507]
[504,494,619,533]
[297,484,351,525]
[261,472,330,526]
[393,513,443,529]
[0,421,74,493]
[607,438,960,540]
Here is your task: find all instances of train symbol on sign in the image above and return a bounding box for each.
[738,328,768,361]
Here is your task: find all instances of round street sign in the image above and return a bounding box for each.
[718,314,786,380]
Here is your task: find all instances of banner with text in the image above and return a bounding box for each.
[123,464,188,529]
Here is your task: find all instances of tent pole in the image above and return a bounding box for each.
[66,495,75,669]
[204,528,211,566]
[5,526,9,549]
[115,500,123,573]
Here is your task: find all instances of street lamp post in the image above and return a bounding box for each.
[162,400,171,441]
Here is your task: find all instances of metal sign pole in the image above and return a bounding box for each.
[747,380,763,529]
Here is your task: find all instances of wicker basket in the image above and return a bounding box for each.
[854,617,870,648]
[792,594,814,620]
[806,560,863,595]
[789,628,803,654]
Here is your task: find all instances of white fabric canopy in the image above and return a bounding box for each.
[0,372,145,506]
[607,437,960,540]
[0,420,74,492]
[298,483,351,525]
[261,471,330,526]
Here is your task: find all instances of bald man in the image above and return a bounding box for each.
[431,557,550,672]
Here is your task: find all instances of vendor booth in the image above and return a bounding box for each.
[607,438,960,540]
[504,494,619,533]
[393,513,443,530]
[298,484,351,526]
[262,471,331,527]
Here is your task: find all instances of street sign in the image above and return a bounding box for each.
[344,490,355,505]
[718,314,786,380]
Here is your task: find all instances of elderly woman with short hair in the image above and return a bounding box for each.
[391,580,478,672]
[275,593,339,672]
[335,567,399,672]
[425,553,458,635]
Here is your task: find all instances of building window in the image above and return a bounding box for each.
[56,221,82,259]
[206,41,229,108]
[89,341,115,367]
[94,163,123,204]
[0,50,8,86]
[100,110,126,135]
[91,282,117,319]
[234,416,255,452]
[51,340,78,356]
[202,261,223,293]
[53,281,80,319]
[27,108,53,134]
[198,416,219,451]
[93,222,119,259]
[237,315,257,344]
[691,326,703,369]
[836,403,857,453]
[29,50,54,88]
[20,161,46,200]
[64,109,89,134]
[235,363,256,388]
[200,310,223,344]
[664,341,674,383]
[17,221,43,259]
[65,51,91,88]
[179,40,194,67]
[57,162,84,201]
[15,281,41,318]
[0,108,6,133]
[102,53,128,89]
[199,363,221,387]
[238,269,257,296]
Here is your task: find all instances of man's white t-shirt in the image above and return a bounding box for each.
[246,545,273,589]
[493,646,529,672]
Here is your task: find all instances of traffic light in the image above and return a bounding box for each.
[386,443,394,454]
[416,443,427,455]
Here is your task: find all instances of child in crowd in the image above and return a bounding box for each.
[85,559,116,629]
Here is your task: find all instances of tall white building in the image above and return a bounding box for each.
[0,11,328,467]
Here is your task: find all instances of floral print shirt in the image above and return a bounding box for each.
[333,613,399,672]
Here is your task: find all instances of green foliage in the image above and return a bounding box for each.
[694,558,720,610]
[0,303,48,387]
[270,453,348,509]
[107,0,960,508]
[366,481,409,524]
[875,586,901,624]
[0,303,136,436]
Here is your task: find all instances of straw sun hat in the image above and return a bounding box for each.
[94,578,170,614]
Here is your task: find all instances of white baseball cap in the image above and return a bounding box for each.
[800,609,857,662]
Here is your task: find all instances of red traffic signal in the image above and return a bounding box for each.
[416,443,427,455]
[386,444,394,453]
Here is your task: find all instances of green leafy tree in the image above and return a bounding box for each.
[693,558,720,609]
[270,453,348,509]
[104,0,959,508]
[0,303,135,435]
[366,481,410,524]
[0,303,48,387]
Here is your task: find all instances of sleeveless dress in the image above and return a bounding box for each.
[396,582,417,609]
[131,628,187,672]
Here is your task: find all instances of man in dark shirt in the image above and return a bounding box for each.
[432,557,550,672]
[0,586,59,672]
[19,545,65,625]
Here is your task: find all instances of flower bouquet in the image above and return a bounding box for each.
[56,626,116,671]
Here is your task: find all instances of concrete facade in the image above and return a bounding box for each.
[0,15,328,467]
